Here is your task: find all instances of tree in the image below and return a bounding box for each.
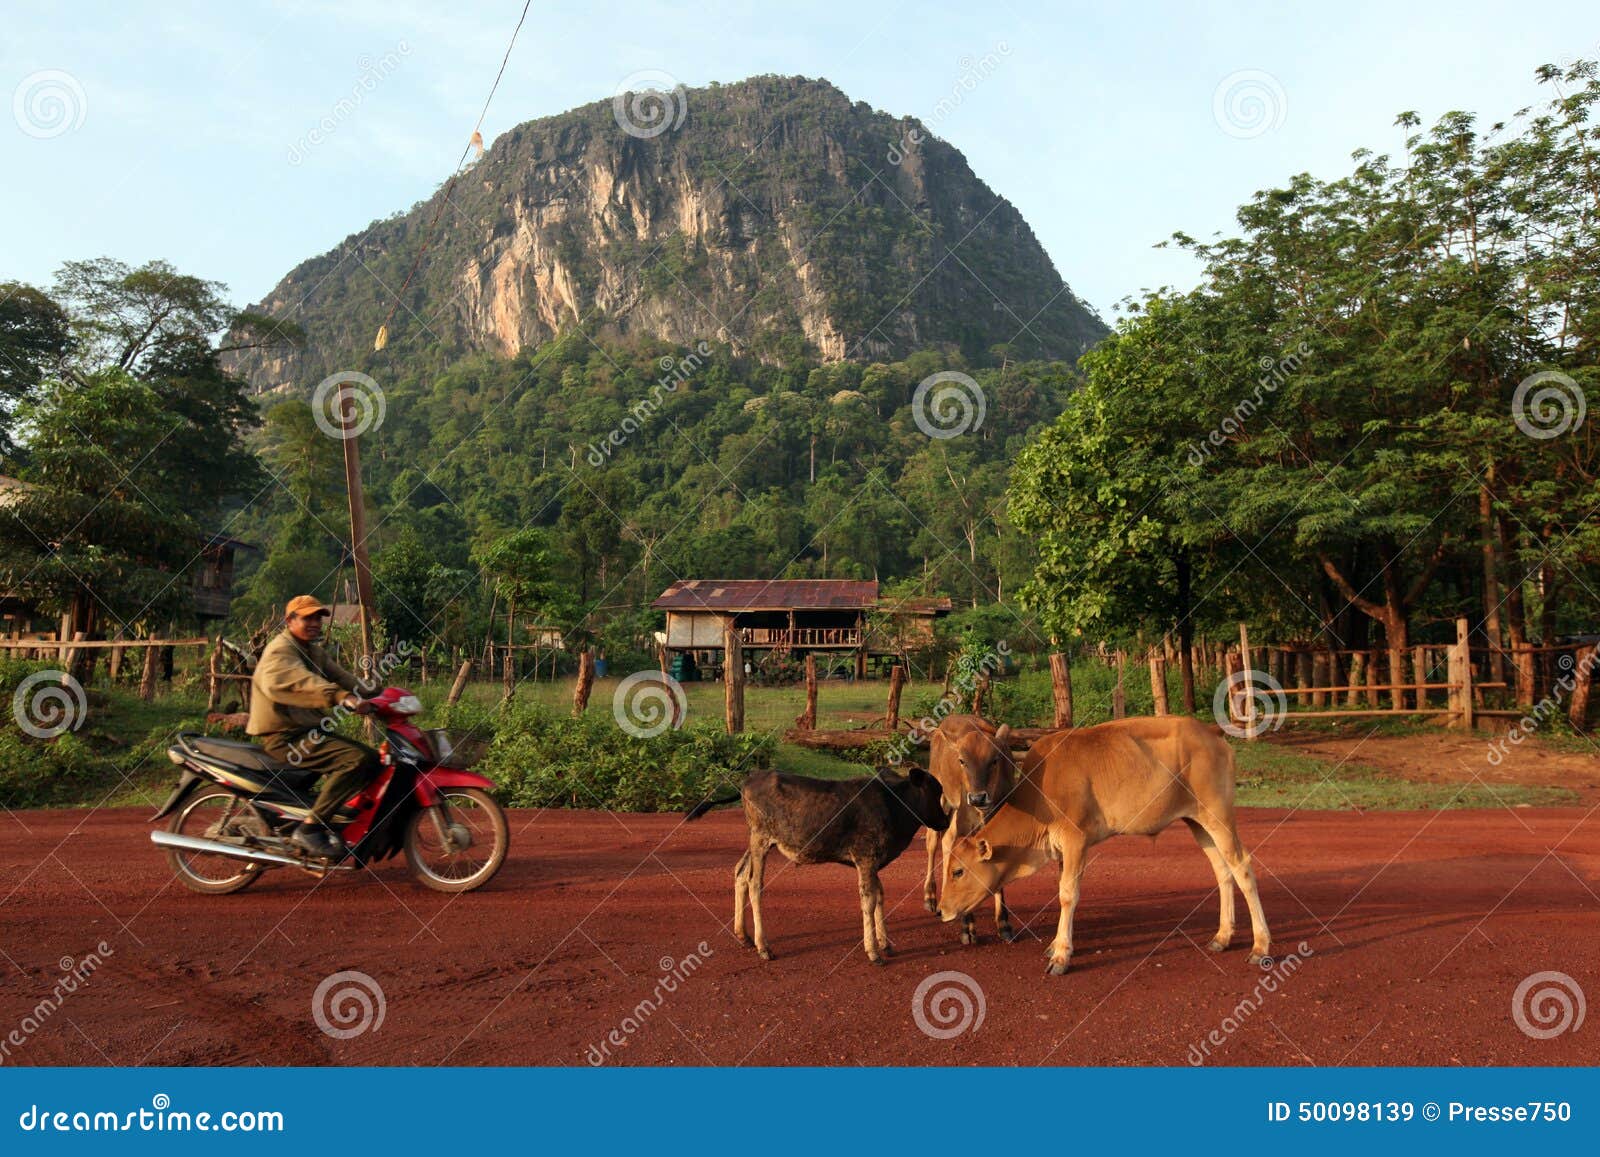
[0,282,71,453]
[52,257,300,374]
[0,371,202,637]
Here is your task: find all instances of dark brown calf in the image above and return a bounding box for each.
[688,767,950,965]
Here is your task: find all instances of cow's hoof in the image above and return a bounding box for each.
[1208,938,1228,953]
[1249,952,1272,968]
[997,925,1017,943]
[758,947,774,961]
[959,929,977,946]
[869,955,887,967]
[1045,958,1071,977]
[880,941,896,956]
[734,932,751,947]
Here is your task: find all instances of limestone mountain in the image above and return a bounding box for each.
[228,75,1104,390]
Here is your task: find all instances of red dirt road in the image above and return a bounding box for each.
[2,804,1597,1066]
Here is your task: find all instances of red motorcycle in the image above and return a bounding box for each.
[150,687,508,894]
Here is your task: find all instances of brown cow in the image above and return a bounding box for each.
[921,714,1016,944]
[938,716,1270,975]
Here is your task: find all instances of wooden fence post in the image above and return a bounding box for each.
[1238,625,1256,736]
[1513,645,1536,707]
[886,664,907,731]
[800,653,818,730]
[1295,649,1312,699]
[139,643,160,703]
[109,643,124,682]
[447,659,473,706]
[1567,641,1600,731]
[1388,645,1405,712]
[572,648,595,716]
[1112,650,1127,719]
[1049,652,1073,728]
[1458,620,1474,730]
[724,621,744,734]
[501,649,514,703]
[1346,651,1364,707]
[1149,649,1169,716]
[1413,645,1428,710]
[1311,651,1328,708]
[206,640,222,711]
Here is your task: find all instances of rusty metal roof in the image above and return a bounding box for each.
[653,579,880,611]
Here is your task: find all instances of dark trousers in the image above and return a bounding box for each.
[258,731,381,826]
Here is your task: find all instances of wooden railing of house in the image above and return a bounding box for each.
[737,626,862,648]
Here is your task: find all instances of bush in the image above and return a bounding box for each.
[433,700,775,811]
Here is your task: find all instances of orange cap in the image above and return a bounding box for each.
[285,594,332,618]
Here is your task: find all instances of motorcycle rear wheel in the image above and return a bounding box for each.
[403,788,508,893]
[166,786,266,895]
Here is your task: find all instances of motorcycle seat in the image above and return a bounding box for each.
[178,734,320,793]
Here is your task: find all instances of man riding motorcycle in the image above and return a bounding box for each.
[248,595,378,858]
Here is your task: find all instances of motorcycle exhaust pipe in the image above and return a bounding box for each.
[150,829,306,868]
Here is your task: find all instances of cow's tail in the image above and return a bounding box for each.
[686,790,741,821]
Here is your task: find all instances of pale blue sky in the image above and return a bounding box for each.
[4,0,1596,322]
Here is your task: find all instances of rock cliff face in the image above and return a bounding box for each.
[227,75,1104,390]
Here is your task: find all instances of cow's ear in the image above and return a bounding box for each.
[976,839,993,861]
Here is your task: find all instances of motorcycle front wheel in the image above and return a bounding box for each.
[403,788,508,893]
[166,786,265,895]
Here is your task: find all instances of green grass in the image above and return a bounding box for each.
[1231,739,1578,810]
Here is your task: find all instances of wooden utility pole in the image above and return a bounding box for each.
[340,384,377,675]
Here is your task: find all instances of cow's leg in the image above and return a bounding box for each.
[856,860,886,965]
[922,827,940,913]
[871,869,893,956]
[1183,818,1235,952]
[993,889,1015,942]
[733,849,752,946]
[1200,815,1271,965]
[1046,837,1086,976]
[747,835,775,961]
